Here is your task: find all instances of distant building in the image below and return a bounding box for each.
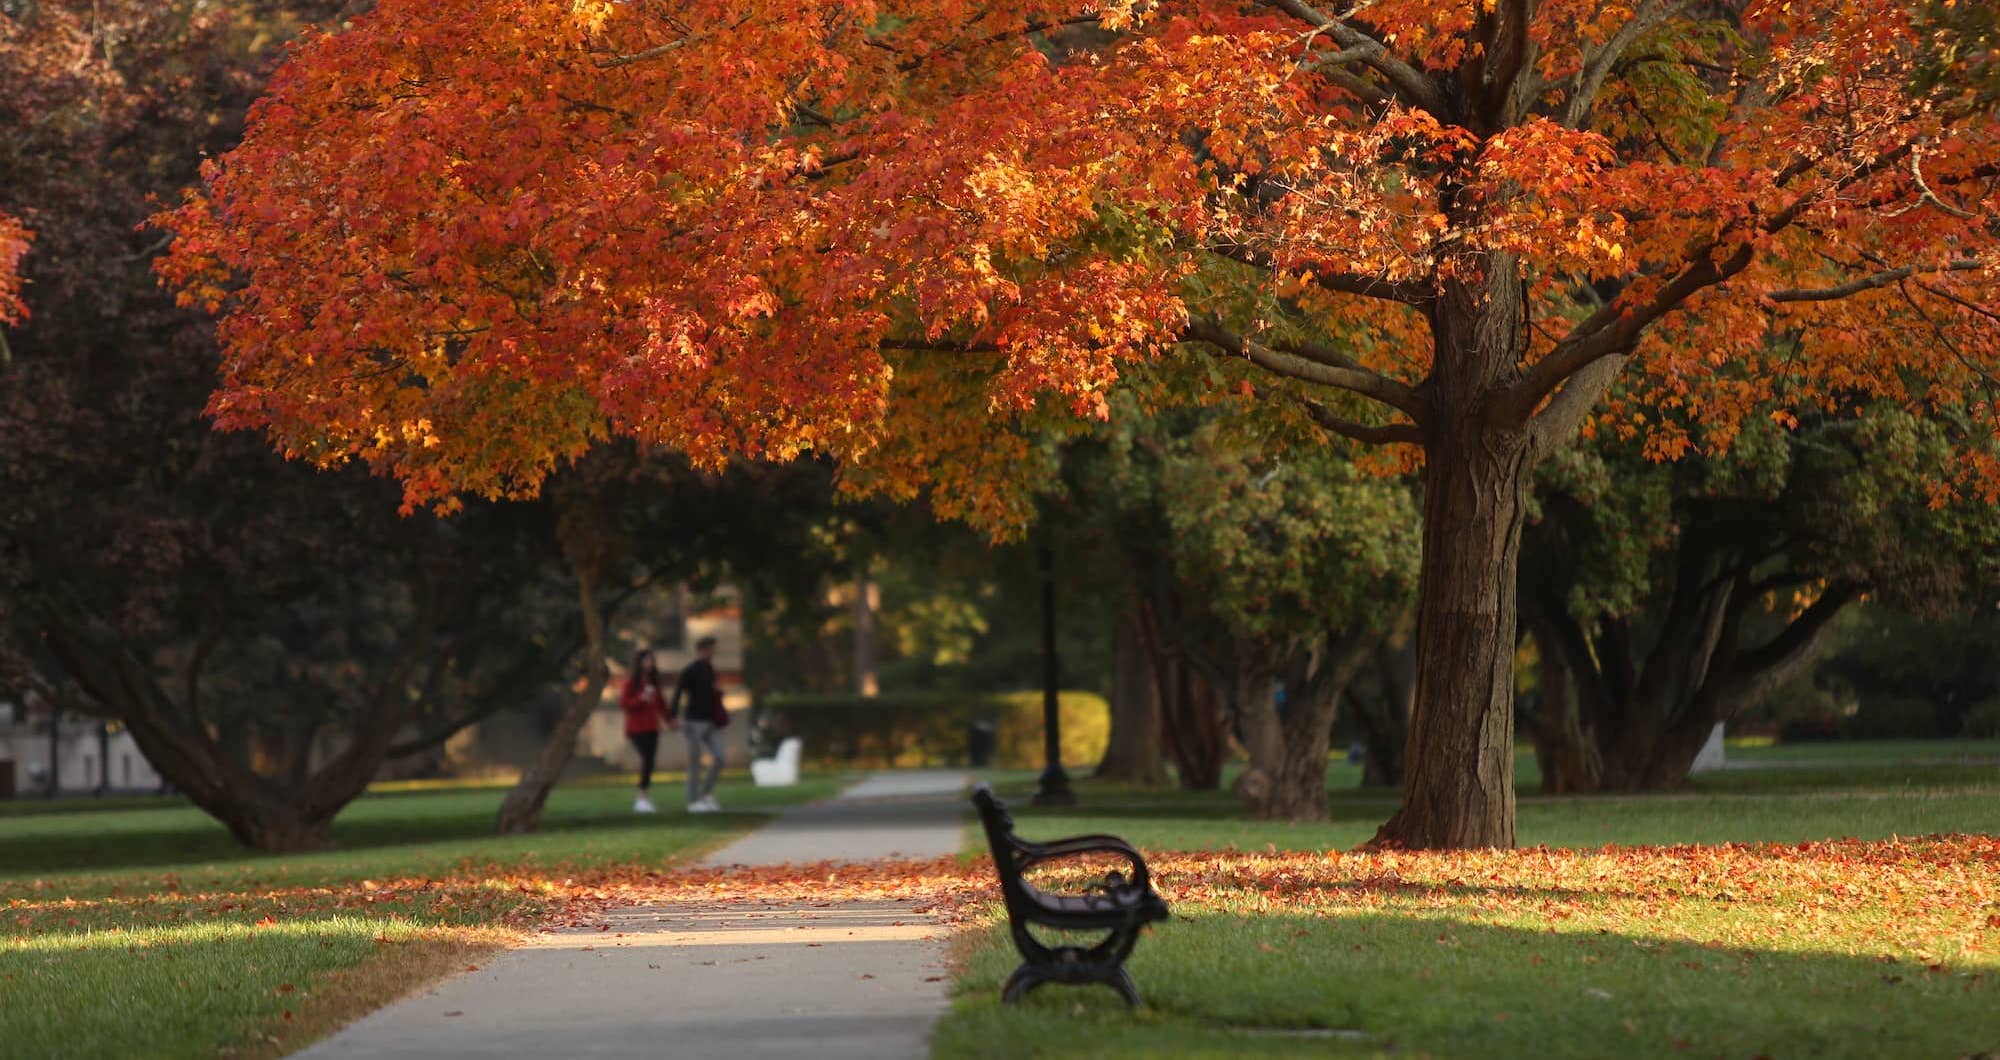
[0,695,164,798]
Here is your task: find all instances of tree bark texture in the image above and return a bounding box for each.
[1373,270,1529,850]
[1231,659,1284,813]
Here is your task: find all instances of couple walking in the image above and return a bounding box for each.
[619,637,728,814]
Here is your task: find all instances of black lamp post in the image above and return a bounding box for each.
[1032,542,1075,806]
[97,721,111,796]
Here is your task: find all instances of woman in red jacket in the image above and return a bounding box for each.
[619,649,673,813]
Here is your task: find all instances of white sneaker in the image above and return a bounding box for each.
[689,796,721,813]
[702,796,723,812]
[634,795,656,814]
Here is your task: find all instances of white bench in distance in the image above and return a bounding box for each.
[751,737,803,787]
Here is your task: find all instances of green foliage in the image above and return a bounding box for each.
[1542,405,2000,626]
[1819,606,2000,738]
[758,691,1108,769]
[1961,698,2000,739]
[1159,423,1420,644]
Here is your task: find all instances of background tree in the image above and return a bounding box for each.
[1049,380,1421,807]
[1520,406,2000,792]
[1156,421,1420,818]
[1815,605,2000,739]
[162,0,2000,848]
[0,0,606,851]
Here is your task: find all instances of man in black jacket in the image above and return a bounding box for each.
[671,636,727,812]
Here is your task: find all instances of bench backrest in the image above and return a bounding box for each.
[773,736,802,768]
[971,784,1025,891]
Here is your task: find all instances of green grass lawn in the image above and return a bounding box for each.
[940,744,2000,1059]
[0,771,845,1059]
[977,738,2000,853]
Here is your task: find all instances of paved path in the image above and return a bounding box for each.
[299,771,968,1060]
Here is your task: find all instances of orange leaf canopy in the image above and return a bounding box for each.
[0,211,27,326]
[159,0,2000,514]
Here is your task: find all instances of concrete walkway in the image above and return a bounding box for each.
[299,771,969,1060]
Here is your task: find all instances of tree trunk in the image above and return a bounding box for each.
[1522,610,1602,794]
[496,566,611,834]
[852,573,878,696]
[1525,569,1858,793]
[1353,636,1413,788]
[1132,597,1226,789]
[1261,634,1376,821]
[211,795,337,852]
[1096,600,1168,786]
[1231,660,1283,816]
[1373,274,1532,849]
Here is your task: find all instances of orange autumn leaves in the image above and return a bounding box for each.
[11,836,1995,994]
[0,211,27,326]
[656,836,2000,977]
[157,1,2000,521]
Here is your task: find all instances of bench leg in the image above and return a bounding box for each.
[1001,963,1051,1004]
[1109,966,1141,1008]
[1001,960,1139,1007]
[999,924,1147,1007]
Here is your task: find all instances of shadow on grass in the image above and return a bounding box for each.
[936,910,2000,1059]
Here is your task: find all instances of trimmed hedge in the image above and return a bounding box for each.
[754,691,1109,769]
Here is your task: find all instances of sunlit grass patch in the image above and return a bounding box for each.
[936,836,2000,1059]
[0,774,845,1057]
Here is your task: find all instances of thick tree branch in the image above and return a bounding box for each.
[1527,348,1629,457]
[878,337,1005,354]
[897,14,1104,71]
[1502,247,1749,424]
[1261,0,1444,114]
[1475,0,1539,129]
[1302,401,1423,445]
[1695,582,1862,722]
[595,39,691,69]
[384,579,644,760]
[1767,260,1986,303]
[1731,582,1862,681]
[1503,144,1921,422]
[1202,242,1430,304]
[1562,1,1688,129]
[594,15,756,69]
[1186,318,1427,421]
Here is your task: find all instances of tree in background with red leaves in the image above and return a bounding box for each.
[162,1,2000,848]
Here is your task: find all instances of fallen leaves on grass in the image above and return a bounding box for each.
[8,835,1994,979]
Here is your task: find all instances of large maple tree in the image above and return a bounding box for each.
[163,0,2000,848]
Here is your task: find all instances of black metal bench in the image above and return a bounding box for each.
[971,783,1170,1007]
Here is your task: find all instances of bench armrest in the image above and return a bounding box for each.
[1015,834,1152,889]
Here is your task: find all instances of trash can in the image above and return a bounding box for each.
[966,720,997,768]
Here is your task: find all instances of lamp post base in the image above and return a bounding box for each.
[1032,764,1076,806]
